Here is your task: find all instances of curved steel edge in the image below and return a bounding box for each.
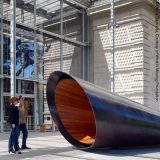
[47,71,160,149]
[46,71,90,149]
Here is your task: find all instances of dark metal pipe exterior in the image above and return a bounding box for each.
[47,71,160,149]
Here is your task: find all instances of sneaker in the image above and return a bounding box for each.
[21,146,31,150]
[15,150,22,154]
[9,149,15,154]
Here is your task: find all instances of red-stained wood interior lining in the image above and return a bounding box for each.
[55,79,96,145]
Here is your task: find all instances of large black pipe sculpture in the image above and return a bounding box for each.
[47,71,160,149]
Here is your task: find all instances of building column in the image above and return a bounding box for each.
[0,0,3,132]
[60,0,63,71]
[82,9,89,80]
[10,0,16,97]
[33,0,38,131]
[110,0,115,92]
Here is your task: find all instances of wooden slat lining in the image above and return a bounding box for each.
[56,106,94,116]
[55,79,96,145]
[56,94,91,109]
[56,103,93,112]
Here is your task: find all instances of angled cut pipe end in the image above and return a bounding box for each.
[46,71,96,149]
[47,71,160,149]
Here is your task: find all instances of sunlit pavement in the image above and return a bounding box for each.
[1,132,160,160]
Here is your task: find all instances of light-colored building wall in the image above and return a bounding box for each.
[142,1,160,110]
[88,0,160,110]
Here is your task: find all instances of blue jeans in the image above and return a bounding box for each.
[19,123,28,147]
[8,124,20,151]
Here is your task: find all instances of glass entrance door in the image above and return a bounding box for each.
[3,96,10,132]
[24,98,34,130]
[3,96,35,131]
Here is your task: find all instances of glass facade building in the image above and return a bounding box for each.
[0,0,91,132]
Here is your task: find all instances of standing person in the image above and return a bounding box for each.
[8,97,22,154]
[18,96,31,150]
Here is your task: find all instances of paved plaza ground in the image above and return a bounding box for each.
[1,131,160,160]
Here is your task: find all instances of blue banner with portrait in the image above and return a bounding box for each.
[3,36,44,79]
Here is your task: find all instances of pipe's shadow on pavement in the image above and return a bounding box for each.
[86,146,160,159]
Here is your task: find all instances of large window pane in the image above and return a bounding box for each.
[63,42,82,78]
[21,80,34,94]
[63,6,82,40]
[16,0,34,27]
[24,98,35,130]
[16,29,44,79]
[3,96,35,131]
[3,96,10,132]
[3,29,44,79]
[3,35,10,75]
[44,39,60,80]
[3,78,10,92]
[36,0,60,35]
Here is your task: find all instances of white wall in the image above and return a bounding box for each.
[89,0,160,110]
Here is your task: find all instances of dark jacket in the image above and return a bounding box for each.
[9,104,19,125]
